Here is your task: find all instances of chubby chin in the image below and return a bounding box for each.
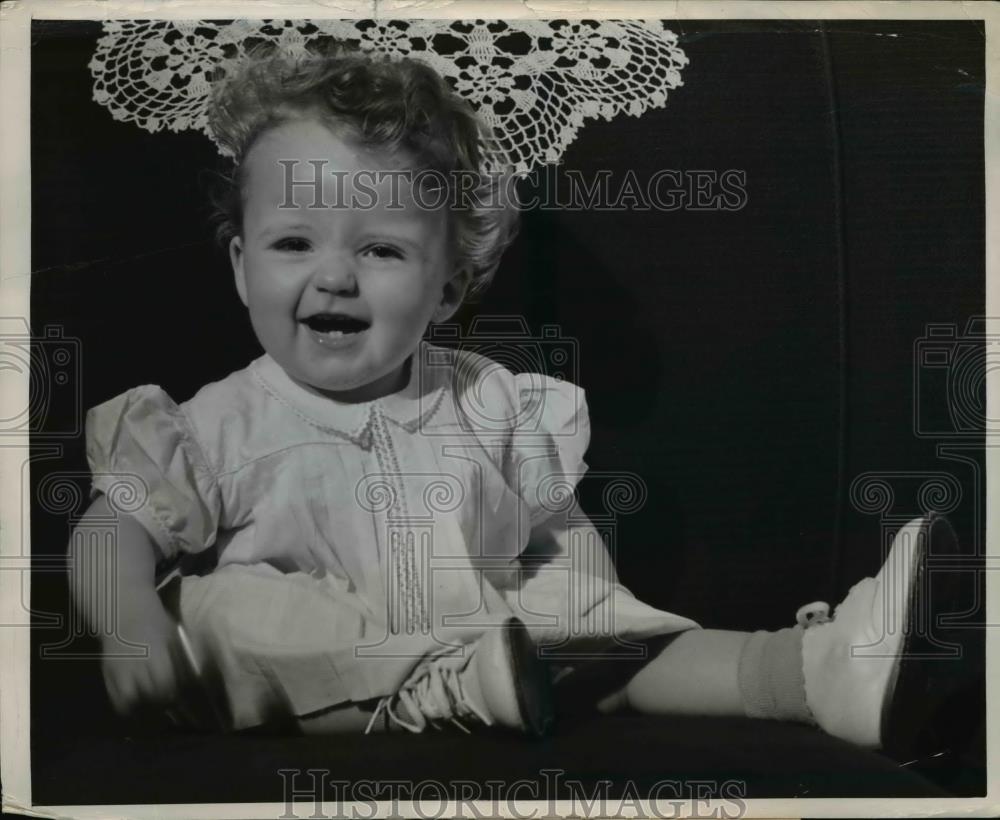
[282,327,413,398]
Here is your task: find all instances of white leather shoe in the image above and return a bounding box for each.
[366,618,553,736]
[800,515,958,750]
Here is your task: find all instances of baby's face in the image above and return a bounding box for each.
[230,119,463,401]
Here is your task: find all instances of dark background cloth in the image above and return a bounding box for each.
[28,18,985,802]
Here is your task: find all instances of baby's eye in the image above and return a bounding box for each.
[362,244,404,261]
[271,237,312,253]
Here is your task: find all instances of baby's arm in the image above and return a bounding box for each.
[68,494,182,716]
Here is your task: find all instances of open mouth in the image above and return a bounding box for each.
[300,313,371,339]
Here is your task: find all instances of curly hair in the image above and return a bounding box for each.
[207,46,519,298]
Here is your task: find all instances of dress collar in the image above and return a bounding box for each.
[251,341,448,448]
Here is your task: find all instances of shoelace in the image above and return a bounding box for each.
[795,600,832,628]
[364,660,491,735]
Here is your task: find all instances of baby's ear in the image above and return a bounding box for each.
[229,236,249,308]
[433,265,472,324]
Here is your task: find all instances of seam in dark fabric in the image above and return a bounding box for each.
[817,22,849,596]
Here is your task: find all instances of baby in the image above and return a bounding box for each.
[70,47,954,748]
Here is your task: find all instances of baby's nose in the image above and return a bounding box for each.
[311,254,358,294]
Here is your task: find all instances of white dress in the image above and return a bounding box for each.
[86,341,698,729]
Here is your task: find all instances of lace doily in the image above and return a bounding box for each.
[90,19,688,173]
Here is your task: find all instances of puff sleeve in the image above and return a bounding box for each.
[505,373,591,527]
[85,385,222,562]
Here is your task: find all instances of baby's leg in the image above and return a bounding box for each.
[598,629,750,717]
[175,564,453,731]
[593,622,816,728]
[596,515,959,754]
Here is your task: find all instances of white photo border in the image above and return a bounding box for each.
[1,1,997,817]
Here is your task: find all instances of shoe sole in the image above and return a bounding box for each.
[503,617,555,738]
[879,513,961,757]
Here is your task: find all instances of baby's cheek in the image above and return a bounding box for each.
[379,276,439,319]
[247,267,297,306]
